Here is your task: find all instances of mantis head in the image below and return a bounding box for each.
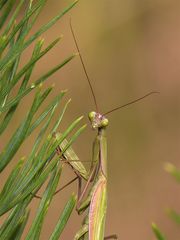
[88,111,109,130]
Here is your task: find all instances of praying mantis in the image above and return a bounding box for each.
[54,21,158,240]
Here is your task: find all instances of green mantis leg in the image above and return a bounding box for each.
[74,216,89,240]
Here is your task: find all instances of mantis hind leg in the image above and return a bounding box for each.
[74,225,88,240]
[74,216,88,240]
[33,175,80,199]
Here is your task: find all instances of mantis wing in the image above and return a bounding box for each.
[89,175,107,240]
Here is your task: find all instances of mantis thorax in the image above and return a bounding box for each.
[88,111,109,130]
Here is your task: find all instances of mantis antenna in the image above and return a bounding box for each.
[103,91,159,115]
[70,19,159,116]
[70,18,99,112]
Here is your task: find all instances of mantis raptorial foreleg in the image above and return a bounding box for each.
[33,132,89,200]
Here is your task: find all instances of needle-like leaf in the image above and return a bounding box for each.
[25,168,62,240]
[152,223,166,240]
[49,194,77,240]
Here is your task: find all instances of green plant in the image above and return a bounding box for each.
[165,163,180,224]
[152,222,166,240]
[152,162,180,240]
[0,0,85,239]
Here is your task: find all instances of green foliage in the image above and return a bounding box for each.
[164,163,180,225]
[167,209,180,225]
[0,0,82,239]
[152,162,180,239]
[25,168,62,240]
[164,162,180,183]
[49,194,77,240]
[152,223,166,240]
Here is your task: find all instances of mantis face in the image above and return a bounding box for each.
[88,111,109,130]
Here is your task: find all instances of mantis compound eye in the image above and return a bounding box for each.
[88,111,96,121]
[101,118,109,127]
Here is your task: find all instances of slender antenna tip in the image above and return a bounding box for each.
[151,91,160,94]
[60,34,64,39]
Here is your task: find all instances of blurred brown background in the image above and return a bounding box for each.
[1,0,180,239]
